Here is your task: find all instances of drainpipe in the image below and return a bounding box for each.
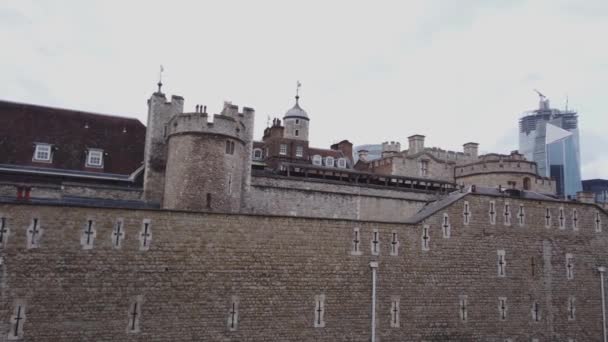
[600,266,607,342]
[370,261,378,342]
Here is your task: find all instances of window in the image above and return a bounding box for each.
[86,149,104,167]
[523,177,531,190]
[296,146,304,157]
[295,119,300,125]
[312,155,322,166]
[252,148,263,160]
[325,156,334,167]
[337,158,347,168]
[33,143,52,162]
[419,160,429,177]
[295,129,300,137]
[225,140,235,155]
[279,144,287,155]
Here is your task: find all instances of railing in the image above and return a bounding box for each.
[254,162,457,193]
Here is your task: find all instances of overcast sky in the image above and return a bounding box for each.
[1,0,606,178]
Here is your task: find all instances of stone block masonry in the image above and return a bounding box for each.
[0,195,607,341]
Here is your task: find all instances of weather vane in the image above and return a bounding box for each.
[157,65,164,93]
[296,80,302,98]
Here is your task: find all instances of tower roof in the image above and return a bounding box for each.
[284,81,309,120]
[284,96,309,120]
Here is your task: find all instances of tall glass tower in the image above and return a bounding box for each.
[519,94,582,198]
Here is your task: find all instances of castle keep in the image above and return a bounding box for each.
[0,85,606,341]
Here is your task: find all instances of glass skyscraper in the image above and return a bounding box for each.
[519,96,582,198]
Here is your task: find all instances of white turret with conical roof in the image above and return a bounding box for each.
[283,81,309,141]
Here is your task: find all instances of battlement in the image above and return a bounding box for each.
[424,147,470,162]
[166,102,254,142]
[382,141,401,152]
[456,158,540,177]
[149,93,185,114]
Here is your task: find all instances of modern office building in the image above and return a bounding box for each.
[583,179,608,203]
[519,93,582,198]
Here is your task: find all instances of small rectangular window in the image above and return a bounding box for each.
[225,140,235,155]
[279,144,287,155]
[296,146,303,157]
[33,143,52,162]
[295,129,300,137]
[86,149,104,167]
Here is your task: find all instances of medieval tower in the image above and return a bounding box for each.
[143,86,255,212]
[142,87,184,205]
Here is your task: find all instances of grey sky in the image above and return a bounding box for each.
[1,0,606,178]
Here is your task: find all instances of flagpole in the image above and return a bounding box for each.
[562,138,567,198]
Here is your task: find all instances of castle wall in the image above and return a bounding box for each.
[390,154,454,182]
[0,181,142,201]
[163,134,244,212]
[247,175,433,221]
[455,159,539,177]
[455,160,556,194]
[456,173,556,194]
[0,197,607,340]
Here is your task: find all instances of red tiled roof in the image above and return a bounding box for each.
[0,100,145,175]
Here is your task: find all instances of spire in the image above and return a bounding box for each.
[295,80,302,104]
[157,65,164,93]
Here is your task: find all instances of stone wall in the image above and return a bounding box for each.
[247,175,434,221]
[0,195,606,341]
[0,181,142,201]
[456,173,556,194]
[164,134,244,212]
[391,154,454,182]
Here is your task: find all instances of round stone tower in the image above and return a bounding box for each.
[162,102,254,212]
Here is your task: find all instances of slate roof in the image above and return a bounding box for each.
[0,100,145,176]
[404,186,559,224]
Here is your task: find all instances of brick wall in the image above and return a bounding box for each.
[0,195,607,341]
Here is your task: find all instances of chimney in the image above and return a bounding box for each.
[463,142,479,159]
[358,149,369,162]
[408,135,425,155]
[331,140,354,164]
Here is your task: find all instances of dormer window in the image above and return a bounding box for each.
[279,144,287,155]
[296,146,304,157]
[337,158,347,168]
[253,148,263,160]
[312,155,322,166]
[33,143,52,162]
[419,160,429,177]
[86,149,104,168]
[325,156,335,167]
